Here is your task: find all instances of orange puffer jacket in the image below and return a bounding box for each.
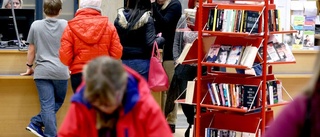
[60,8,123,74]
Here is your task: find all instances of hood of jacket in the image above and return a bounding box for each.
[117,8,151,30]
[68,8,109,44]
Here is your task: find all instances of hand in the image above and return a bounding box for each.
[157,33,162,37]
[20,67,34,76]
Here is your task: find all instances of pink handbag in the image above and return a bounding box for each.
[148,41,169,92]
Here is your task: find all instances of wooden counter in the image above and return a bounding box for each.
[0,50,73,137]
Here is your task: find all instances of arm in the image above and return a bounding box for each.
[173,16,187,62]
[263,95,307,137]
[152,2,182,25]
[20,44,35,76]
[145,17,165,48]
[59,26,74,66]
[109,25,123,59]
[21,24,36,76]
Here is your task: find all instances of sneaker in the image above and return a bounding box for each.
[26,122,44,137]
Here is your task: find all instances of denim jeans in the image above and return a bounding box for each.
[122,59,150,80]
[31,79,68,137]
[70,72,82,93]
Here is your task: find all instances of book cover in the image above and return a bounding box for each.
[291,15,305,30]
[274,42,296,62]
[302,30,315,47]
[206,44,221,63]
[242,85,258,109]
[272,80,279,104]
[226,46,243,65]
[212,83,221,106]
[240,46,258,68]
[215,45,232,64]
[207,83,217,105]
[266,42,281,62]
[276,80,283,102]
[258,46,272,62]
[185,81,195,104]
[245,11,260,33]
[293,30,303,49]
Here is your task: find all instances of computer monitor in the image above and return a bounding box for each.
[0,9,34,41]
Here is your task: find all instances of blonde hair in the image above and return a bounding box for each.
[2,0,23,9]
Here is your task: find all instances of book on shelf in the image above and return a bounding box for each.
[242,85,259,110]
[206,44,221,63]
[226,46,243,65]
[204,8,263,34]
[204,128,258,137]
[238,45,258,68]
[205,43,259,68]
[267,80,283,105]
[258,35,296,62]
[302,30,315,47]
[215,45,232,64]
[185,81,196,104]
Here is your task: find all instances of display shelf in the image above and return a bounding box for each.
[200,103,259,113]
[202,62,250,69]
[270,30,297,35]
[202,3,276,11]
[203,31,263,37]
[267,101,290,108]
[194,0,282,136]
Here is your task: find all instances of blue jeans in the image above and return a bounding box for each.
[31,79,68,137]
[122,59,150,80]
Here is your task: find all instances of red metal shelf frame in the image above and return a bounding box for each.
[195,0,276,137]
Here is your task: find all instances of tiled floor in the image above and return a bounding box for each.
[174,129,187,137]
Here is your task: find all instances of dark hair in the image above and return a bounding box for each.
[43,0,62,16]
[125,0,151,30]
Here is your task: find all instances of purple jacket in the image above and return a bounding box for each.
[264,95,308,137]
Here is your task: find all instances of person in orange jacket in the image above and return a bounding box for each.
[59,0,123,92]
[58,56,172,137]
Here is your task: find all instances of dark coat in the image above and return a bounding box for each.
[152,0,182,61]
[114,9,165,60]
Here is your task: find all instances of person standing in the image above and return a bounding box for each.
[114,0,165,80]
[152,0,182,132]
[20,0,68,136]
[2,0,22,9]
[58,56,172,137]
[59,0,123,92]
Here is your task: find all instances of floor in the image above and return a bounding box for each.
[173,105,189,137]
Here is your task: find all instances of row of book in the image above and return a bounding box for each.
[258,36,296,62]
[206,8,280,33]
[205,128,258,137]
[206,44,258,68]
[206,80,283,109]
[267,80,283,105]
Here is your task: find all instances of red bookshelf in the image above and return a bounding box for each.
[193,0,296,137]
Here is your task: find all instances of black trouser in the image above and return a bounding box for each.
[70,73,83,93]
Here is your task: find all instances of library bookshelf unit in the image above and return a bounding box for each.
[187,0,297,137]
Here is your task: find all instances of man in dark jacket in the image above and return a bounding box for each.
[152,0,182,133]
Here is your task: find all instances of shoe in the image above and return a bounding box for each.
[26,122,44,137]
[169,124,175,133]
